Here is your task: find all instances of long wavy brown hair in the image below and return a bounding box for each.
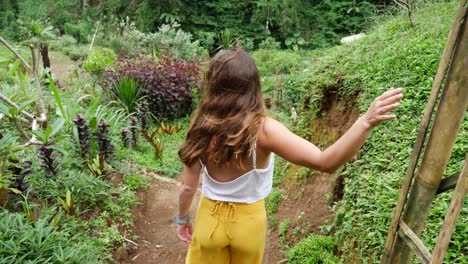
[179,47,265,168]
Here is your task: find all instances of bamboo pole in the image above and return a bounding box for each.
[381,1,468,262]
[29,44,47,122]
[0,36,32,71]
[430,155,468,264]
[0,36,47,123]
[89,23,99,51]
[388,8,468,263]
[397,220,431,263]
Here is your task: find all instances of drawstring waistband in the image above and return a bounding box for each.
[208,201,237,240]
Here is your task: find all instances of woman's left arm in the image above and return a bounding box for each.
[176,163,201,243]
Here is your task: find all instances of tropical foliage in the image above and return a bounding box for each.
[0,0,465,263]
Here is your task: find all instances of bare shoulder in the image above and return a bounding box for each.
[260,116,280,135]
[258,117,288,149]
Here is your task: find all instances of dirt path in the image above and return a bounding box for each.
[117,178,198,263]
[49,51,78,82]
[117,173,291,264]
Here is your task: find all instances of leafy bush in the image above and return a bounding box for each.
[279,219,290,244]
[83,48,116,76]
[252,49,303,76]
[195,31,217,54]
[265,188,284,215]
[62,45,88,61]
[0,210,104,263]
[123,174,150,191]
[282,74,309,109]
[104,55,201,120]
[96,19,205,59]
[64,21,92,43]
[146,23,205,59]
[49,34,77,51]
[286,234,341,264]
[258,37,281,50]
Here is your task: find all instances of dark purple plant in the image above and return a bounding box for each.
[72,114,91,159]
[138,99,150,130]
[103,52,201,121]
[121,128,131,148]
[9,159,33,193]
[95,119,115,161]
[37,146,60,178]
[129,116,138,148]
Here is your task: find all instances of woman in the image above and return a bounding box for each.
[176,47,403,263]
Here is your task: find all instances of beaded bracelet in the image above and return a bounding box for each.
[175,213,191,225]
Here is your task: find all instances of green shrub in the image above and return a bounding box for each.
[147,23,205,59]
[258,37,281,50]
[98,20,205,59]
[30,169,112,210]
[279,219,290,244]
[109,77,142,115]
[83,48,117,76]
[195,31,217,54]
[64,21,92,43]
[105,35,136,56]
[0,210,104,263]
[63,45,88,61]
[252,49,303,76]
[124,173,151,191]
[265,188,284,215]
[49,34,78,51]
[282,74,309,109]
[286,234,341,264]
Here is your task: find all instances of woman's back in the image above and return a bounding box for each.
[201,118,272,183]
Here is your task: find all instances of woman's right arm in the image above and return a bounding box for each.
[176,163,201,244]
[259,87,403,173]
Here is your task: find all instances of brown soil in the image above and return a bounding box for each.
[115,178,199,264]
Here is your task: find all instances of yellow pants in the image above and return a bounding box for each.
[186,196,267,264]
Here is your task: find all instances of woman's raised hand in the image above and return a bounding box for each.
[362,87,403,128]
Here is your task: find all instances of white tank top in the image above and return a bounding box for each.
[200,144,274,204]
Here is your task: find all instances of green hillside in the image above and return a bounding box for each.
[279,1,467,262]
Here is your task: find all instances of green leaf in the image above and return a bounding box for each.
[89,117,97,131]
[53,214,61,228]
[9,188,22,194]
[50,118,65,138]
[66,189,71,207]
[44,125,53,140]
[49,75,68,122]
[0,103,10,116]
[58,197,69,212]
[18,100,34,111]
[31,130,45,141]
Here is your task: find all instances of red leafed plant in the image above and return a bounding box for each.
[160,122,182,135]
[141,129,164,159]
[103,52,201,121]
